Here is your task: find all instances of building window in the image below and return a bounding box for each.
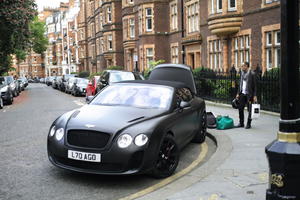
[171,44,179,64]
[228,0,236,11]
[209,39,223,71]
[145,8,153,32]
[107,6,112,23]
[170,2,178,31]
[129,18,135,38]
[138,8,143,35]
[265,0,279,4]
[211,0,215,14]
[265,30,280,69]
[146,48,154,68]
[233,35,250,68]
[108,35,113,50]
[186,2,199,33]
[217,0,222,13]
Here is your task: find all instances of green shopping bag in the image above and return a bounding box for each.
[216,116,234,130]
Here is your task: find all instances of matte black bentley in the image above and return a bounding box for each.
[47,64,206,178]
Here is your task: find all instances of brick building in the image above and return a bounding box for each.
[79,0,280,73]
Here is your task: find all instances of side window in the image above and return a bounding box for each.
[176,87,193,103]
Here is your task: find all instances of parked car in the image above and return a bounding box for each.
[47,64,206,178]
[85,75,100,98]
[40,78,45,83]
[0,77,13,105]
[65,77,77,94]
[4,76,18,97]
[17,79,25,91]
[0,92,3,109]
[52,76,61,89]
[45,76,55,86]
[71,78,89,96]
[60,74,77,92]
[19,77,28,88]
[95,70,144,93]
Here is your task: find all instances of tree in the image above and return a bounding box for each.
[30,17,49,56]
[0,0,37,75]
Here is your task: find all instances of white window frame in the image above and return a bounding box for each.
[217,0,222,13]
[240,37,244,49]
[145,8,153,32]
[211,0,215,14]
[228,0,236,11]
[108,35,113,50]
[129,18,135,38]
[275,31,280,45]
[138,8,143,35]
[266,32,272,46]
[107,6,112,23]
[266,48,272,69]
[146,48,154,68]
[170,2,178,31]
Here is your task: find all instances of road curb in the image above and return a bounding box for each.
[206,100,280,117]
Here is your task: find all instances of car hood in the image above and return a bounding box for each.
[66,105,166,134]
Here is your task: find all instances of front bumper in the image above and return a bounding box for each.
[1,91,11,102]
[47,136,152,175]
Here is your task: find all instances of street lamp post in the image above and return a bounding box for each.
[265,0,300,199]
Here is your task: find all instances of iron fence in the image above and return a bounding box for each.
[194,68,280,113]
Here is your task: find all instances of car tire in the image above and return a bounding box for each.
[13,89,17,97]
[0,97,3,109]
[192,111,207,143]
[150,134,179,178]
[6,92,13,105]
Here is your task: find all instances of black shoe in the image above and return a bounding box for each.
[245,124,251,129]
[236,123,244,128]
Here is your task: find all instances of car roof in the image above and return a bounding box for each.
[148,64,197,94]
[118,80,189,90]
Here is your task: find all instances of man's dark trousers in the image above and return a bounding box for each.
[238,94,252,126]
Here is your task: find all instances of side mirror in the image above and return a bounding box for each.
[180,101,191,109]
[86,95,94,103]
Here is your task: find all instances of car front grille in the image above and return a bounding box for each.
[67,130,110,149]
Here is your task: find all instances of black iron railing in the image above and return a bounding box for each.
[194,68,280,113]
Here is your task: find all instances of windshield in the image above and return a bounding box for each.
[109,72,135,83]
[91,84,174,109]
[77,79,89,84]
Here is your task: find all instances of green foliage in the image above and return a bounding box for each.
[78,71,90,78]
[29,17,49,55]
[107,66,124,70]
[192,67,217,96]
[213,79,232,100]
[143,59,165,79]
[89,72,103,79]
[71,72,78,75]
[0,0,37,74]
[15,49,27,63]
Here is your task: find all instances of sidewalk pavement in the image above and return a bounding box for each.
[137,103,279,200]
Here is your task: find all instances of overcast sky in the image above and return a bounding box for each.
[35,0,69,11]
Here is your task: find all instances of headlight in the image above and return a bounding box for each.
[49,126,56,137]
[117,134,132,148]
[0,86,8,92]
[134,134,148,147]
[55,128,64,141]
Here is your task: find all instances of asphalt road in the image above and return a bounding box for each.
[0,83,216,200]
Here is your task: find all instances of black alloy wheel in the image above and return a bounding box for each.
[6,91,13,105]
[192,111,207,143]
[151,134,179,178]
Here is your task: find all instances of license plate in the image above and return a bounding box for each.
[68,150,101,162]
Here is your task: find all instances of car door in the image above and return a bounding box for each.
[170,88,198,147]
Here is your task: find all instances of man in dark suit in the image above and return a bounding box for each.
[236,62,257,129]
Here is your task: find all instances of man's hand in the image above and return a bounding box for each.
[236,94,239,99]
